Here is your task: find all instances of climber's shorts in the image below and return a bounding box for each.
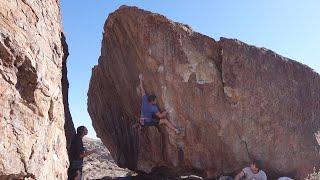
[142,118,160,126]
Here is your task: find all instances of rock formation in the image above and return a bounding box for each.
[0,0,73,179]
[61,34,76,151]
[88,6,320,179]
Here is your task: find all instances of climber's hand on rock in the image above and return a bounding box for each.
[139,73,144,81]
[166,108,174,113]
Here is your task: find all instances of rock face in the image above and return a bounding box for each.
[88,6,320,179]
[61,34,76,151]
[0,0,72,179]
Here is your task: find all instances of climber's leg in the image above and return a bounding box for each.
[159,118,179,133]
[142,118,159,126]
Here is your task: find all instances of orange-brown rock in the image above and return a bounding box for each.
[88,6,320,179]
[0,0,72,179]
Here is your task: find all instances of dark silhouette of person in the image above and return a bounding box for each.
[68,126,97,180]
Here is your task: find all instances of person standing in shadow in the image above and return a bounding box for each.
[68,126,97,180]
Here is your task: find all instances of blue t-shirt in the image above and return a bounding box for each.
[141,95,159,119]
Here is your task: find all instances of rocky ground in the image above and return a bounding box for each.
[82,137,135,180]
[82,137,205,180]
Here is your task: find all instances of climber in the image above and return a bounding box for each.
[138,74,180,134]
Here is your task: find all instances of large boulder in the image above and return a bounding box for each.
[88,6,320,179]
[0,0,72,179]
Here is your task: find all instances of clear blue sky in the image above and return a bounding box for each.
[61,0,320,138]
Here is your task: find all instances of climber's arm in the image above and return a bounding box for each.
[80,149,97,158]
[235,171,245,180]
[139,74,146,96]
[155,110,168,119]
